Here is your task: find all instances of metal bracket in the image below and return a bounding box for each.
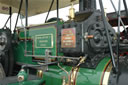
[45,49,51,71]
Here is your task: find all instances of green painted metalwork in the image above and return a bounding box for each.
[13,42,37,64]
[12,22,111,85]
[19,26,57,56]
[35,34,53,48]
[41,57,110,85]
[9,57,110,85]
[17,69,28,81]
[76,57,110,85]
[13,25,57,64]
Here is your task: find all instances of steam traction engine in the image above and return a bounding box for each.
[0,0,128,85]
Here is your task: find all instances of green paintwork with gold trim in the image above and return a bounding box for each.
[9,57,111,85]
[13,24,58,64]
[11,22,111,85]
[42,57,111,85]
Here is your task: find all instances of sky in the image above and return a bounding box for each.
[0,0,127,32]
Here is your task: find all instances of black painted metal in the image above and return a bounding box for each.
[117,0,121,71]
[79,0,96,12]
[2,7,12,29]
[99,0,117,73]
[108,56,128,85]
[56,0,59,23]
[0,28,13,76]
[3,16,11,28]
[45,0,55,23]
[14,0,23,31]
[9,7,12,31]
[8,47,14,76]
[25,0,28,27]
[58,10,116,68]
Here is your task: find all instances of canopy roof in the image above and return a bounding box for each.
[0,0,78,16]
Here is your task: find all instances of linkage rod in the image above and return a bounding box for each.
[14,0,23,31]
[99,0,117,73]
[117,0,121,70]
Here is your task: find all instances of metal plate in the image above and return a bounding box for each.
[35,34,53,48]
[61,28,76,48]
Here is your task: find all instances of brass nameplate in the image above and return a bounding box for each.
[35,34,53,48]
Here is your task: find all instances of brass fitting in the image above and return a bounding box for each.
[62,76,69,85]
[84,33,94,41]
[76,56,87,67]
[86,35,94,39]
[69,3,75,21]
[80,57,86,64]
[37,70,43,78]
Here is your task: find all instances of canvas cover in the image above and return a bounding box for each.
[0,0,78,16]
